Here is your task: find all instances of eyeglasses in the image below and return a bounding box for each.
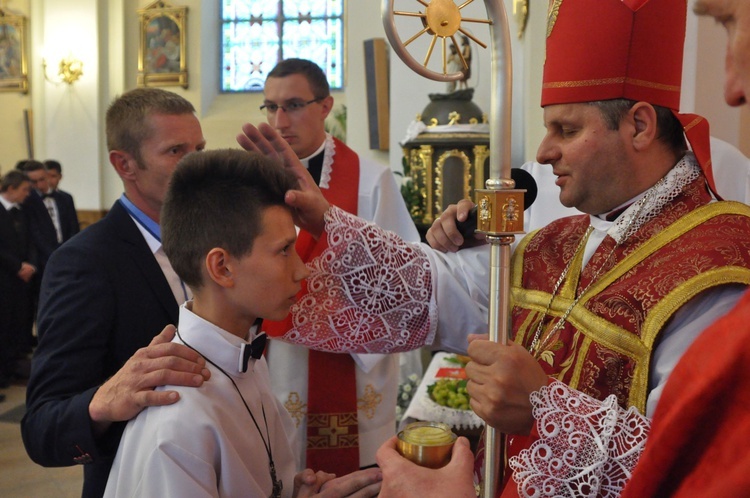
[259,98,322,115]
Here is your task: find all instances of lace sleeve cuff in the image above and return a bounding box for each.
[285,206,436,354]
[509,381,651,497]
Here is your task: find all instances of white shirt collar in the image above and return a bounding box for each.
[0,194,18,211]
[127,213,161,255]
[299,138,327,165]
[299,134,336,189]
[177,302,263,375]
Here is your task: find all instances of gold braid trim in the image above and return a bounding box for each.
[542,76,680,94]
[578,202,750,302]
[513,202,750,413]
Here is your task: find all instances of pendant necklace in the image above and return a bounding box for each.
[528,186,657,358]
[176,329,283,498]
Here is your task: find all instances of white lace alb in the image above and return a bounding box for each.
[509,381,651,498]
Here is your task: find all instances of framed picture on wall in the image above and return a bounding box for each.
[137,1,188,89]
[0,8,29,93]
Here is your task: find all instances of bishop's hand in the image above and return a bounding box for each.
[465,334,548,435]
[237,122,330,238]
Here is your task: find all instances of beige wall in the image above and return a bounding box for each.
[0,0,32,173]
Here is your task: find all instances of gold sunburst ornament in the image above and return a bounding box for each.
[392,0,491,76]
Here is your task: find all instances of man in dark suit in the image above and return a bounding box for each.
[22,88,210,498]
[44,159,80,242]
[20,161,59,272]
[0,170,36,396]
[17,160,63,359]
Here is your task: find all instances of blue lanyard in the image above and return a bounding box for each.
[119,194,188,301]
[119,194,161,241]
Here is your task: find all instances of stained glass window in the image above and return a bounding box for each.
[222,0,344,92]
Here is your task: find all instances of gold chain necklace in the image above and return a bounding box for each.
[527,188,657,358]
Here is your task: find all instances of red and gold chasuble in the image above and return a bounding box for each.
[498,177,750,494]
[263,138,361,475]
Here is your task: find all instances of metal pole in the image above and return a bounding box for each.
[380,1,519,495]
[480,1,514,496]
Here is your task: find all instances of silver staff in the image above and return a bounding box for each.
[381,0,525,496]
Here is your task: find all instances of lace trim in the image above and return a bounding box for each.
[319,133,335,189]
[286,206,435,354]
[509,381,651,498]
[610,154,701,243]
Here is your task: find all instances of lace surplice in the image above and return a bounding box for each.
[285,206,436,354]
[510,381,651,498]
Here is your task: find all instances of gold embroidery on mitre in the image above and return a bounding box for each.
[682,115,704,133]
[547,0,563,38]
[357,384,383,420]
[542,76,681,94]
[307,413,359,449]
[284,392,307,429]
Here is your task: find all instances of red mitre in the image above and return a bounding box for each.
[542,0,720,198]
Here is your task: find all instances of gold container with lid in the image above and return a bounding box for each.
[397,421,457,468]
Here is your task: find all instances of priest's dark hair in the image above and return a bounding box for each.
[161,148,298,289]
[267,58,330,100]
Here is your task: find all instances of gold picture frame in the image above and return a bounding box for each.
[0,8,29,93]
[137,1,188,89]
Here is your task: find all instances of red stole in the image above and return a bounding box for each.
[263,138,361,475]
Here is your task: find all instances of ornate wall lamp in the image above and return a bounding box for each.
[42,55,84,85]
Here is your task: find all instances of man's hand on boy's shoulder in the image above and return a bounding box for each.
[88,324,211,436]
[293,467,382,498]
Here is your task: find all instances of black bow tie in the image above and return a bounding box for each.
[41,193,54,199]
[240,333,267,372]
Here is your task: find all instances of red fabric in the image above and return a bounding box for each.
[674,112,720,199]
[305,349,360,476]
[513,176,750,413]
[621,289,750,497]
[542,0,685,109]
[263,138,361,475]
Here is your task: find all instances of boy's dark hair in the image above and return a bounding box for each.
[1,170,29,192]
[267,58,330,100]
[162,149,298,289]
[44,160,62,174]
[106,88,196,166]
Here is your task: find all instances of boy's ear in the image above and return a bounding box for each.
[205,248,234,288]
